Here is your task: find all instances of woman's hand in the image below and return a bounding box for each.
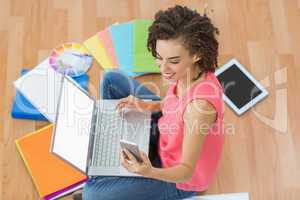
[115,95,146,112]
[120,148,153,177]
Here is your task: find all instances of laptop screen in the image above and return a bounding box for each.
[216,64,263,109]
[51,76,95,173]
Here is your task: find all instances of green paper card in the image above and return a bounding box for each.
[132,19,160,73]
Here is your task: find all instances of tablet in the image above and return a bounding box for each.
[215,58,268,115]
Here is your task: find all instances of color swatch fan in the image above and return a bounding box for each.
[50,43,93,77]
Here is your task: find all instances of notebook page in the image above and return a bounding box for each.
[13,58,63,122]
[186,192,249,200]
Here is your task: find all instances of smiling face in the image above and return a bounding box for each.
[155,39,200,83]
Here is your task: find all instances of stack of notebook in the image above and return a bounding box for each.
[83,19,160,77]
[15,124,87,199]
[11,68,88,121]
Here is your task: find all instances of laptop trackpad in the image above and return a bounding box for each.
[88,166,120,176]
[123,111,151,141]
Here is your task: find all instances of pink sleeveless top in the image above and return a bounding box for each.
[157,72,225,191]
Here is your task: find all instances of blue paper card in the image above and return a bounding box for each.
[109,22,144,77]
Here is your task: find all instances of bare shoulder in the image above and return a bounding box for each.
[183,99,217,125]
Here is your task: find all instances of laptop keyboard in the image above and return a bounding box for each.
[92,108,124,167]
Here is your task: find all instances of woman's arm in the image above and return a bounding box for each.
[145,162,194,183]
[141,100,162,112]
[145,99,217,183]
[116,95,162,112]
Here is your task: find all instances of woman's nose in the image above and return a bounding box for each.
[160,61,171,73]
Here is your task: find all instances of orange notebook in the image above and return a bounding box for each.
[15,124,87,197]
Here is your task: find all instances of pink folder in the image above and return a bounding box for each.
[98,28,119,67]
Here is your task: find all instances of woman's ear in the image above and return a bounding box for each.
[192,54,201,63]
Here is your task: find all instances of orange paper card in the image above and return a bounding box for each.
[15,124,87,197]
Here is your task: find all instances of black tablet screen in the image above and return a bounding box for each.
[216,64,262,109]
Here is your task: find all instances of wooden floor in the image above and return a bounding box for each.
[1,0,300,199]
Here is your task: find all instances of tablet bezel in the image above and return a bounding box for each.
[215,58,268,115]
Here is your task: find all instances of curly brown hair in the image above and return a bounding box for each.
[147,5,219,80]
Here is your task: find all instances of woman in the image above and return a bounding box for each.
[81,5,224,200]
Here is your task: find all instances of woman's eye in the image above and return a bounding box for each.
[170,61,179,64]
[155,60,162,67]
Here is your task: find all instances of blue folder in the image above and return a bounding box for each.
[11,69,89,121]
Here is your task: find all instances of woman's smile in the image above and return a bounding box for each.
[162,73,176,80]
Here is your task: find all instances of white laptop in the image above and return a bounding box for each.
[215,58,268,115]
[50,75,152,176]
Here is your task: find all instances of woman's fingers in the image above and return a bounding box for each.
[116,98,128,109]
[116,96,134,109]
[115,95,142,116]
[140,151,149,164]
[121,156,132,171]
[123,149,138,164]
[116,101,135,112]
[116,101,130,114]
[118,97,129,104]
[120,150,137,172]
[116,102,126,112]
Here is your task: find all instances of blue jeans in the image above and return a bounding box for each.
[83,71,198,200]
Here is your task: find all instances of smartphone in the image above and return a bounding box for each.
[120,139,143,163]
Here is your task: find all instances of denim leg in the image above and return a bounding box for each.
[100,71,161,101]
[83,176,198,200]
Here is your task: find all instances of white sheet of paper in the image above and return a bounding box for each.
[51,76,95,172]
[185,192,249,200]
[13,58,63,122]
